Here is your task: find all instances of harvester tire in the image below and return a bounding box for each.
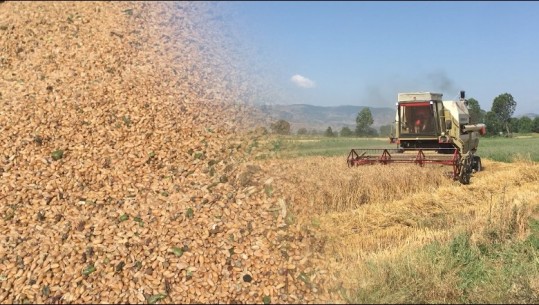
[472,156,482,172]
[459,170,471,185]
[458,156,473,185]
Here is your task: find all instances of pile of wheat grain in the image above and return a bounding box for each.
[0,2,337,304]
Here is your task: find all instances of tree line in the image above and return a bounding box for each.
[268,92,538,137]
[470,93,539,136]
[268,107,383,137]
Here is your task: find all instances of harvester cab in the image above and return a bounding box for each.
[347,91,486,184]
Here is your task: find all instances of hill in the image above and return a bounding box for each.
[257,104,395,133]
[517,112,539,119]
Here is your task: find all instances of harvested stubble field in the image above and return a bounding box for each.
[0,2,338,304]
[261,153,539,303]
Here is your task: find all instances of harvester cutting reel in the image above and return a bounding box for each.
[347,148,481,185]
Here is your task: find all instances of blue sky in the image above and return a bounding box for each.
[222,1,539,115]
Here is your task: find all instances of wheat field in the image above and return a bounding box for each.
[261,154,539,303]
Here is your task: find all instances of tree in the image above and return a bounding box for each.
[491,93,517,135]
[485,111,502,136]
[297,127,308,135]
[254,126,268,135]
[509,117,519,133]
[340,126,353,137]
[356,107,374,137]
[367,127,379,137]
[379,124,394,137]
[467,98,485,124]
[270,119,290,135]
[533,117,539,133]
[518,116,533,133]
[324,126,336,137]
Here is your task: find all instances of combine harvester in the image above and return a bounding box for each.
[347,91,486,184]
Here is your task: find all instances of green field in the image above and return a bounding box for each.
[275,134,539,162]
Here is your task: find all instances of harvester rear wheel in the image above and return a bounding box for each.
[472,156,482,172]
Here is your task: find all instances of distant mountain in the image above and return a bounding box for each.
[257,104,396,132]
[517,113,539,119]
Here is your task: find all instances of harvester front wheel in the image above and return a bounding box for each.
[458,156,473,185]
[472,156,482,172]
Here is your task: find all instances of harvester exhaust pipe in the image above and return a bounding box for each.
[461,90,468,107]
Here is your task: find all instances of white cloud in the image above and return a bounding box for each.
[290,74,315,88]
